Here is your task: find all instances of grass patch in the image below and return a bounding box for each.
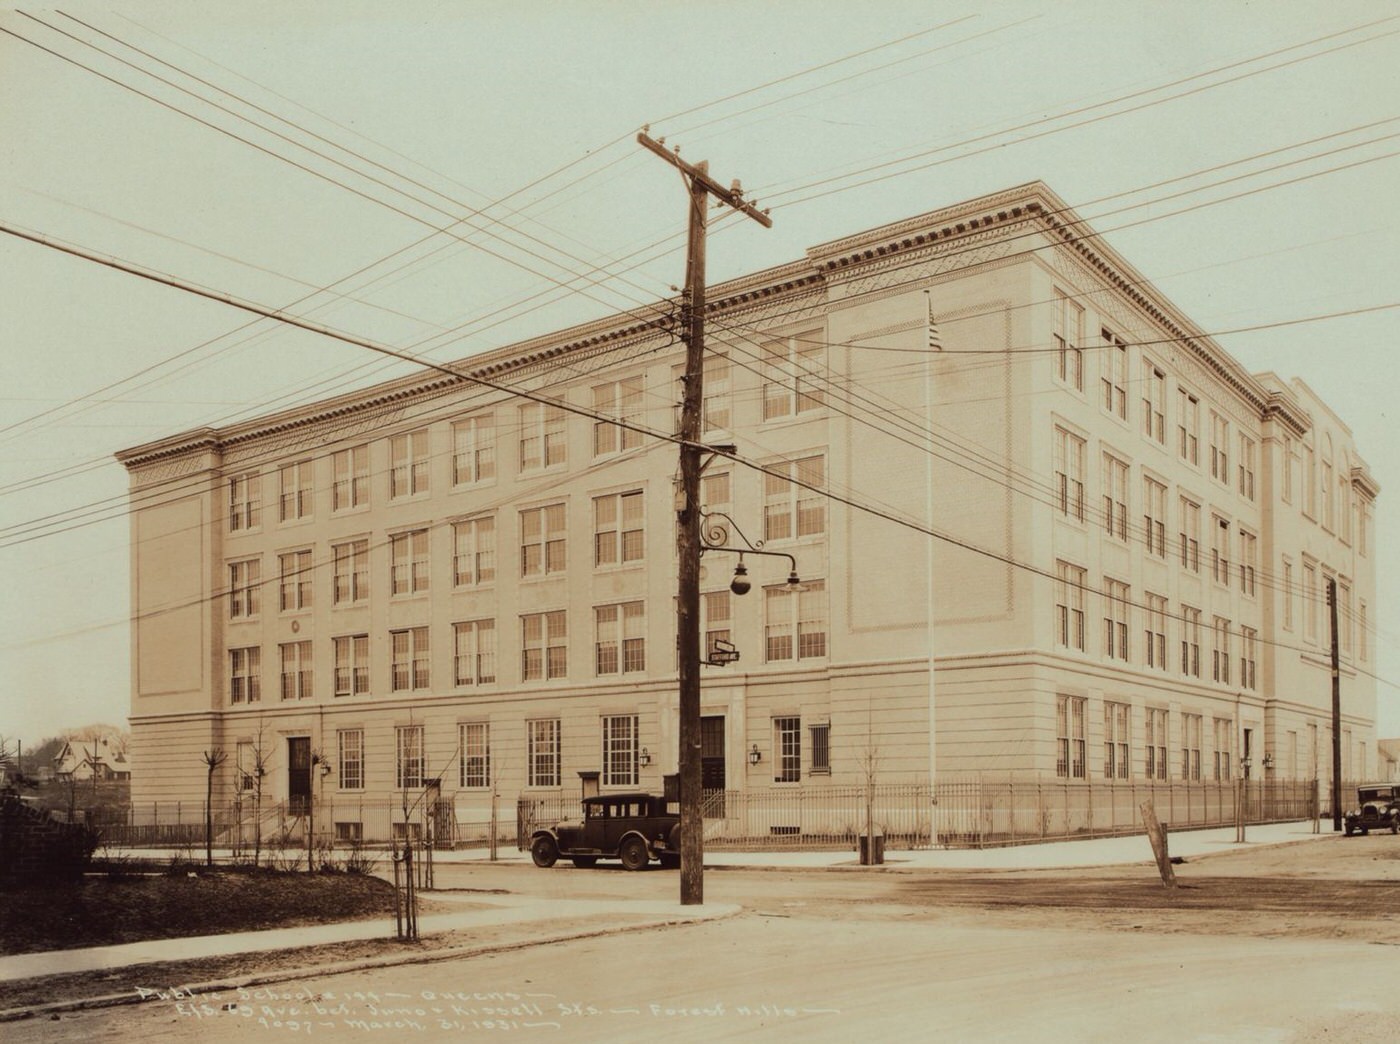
[0,868,399,955]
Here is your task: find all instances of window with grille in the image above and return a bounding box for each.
[230,646,261,704]
[279,549,313,612]
[279,641,313,701]
[594,491,644,567]
[1102,454,1128,541]
[1054,427,1085,521]
[453,516,496,587]
[761,330,824,421]
[453,619,496,686]
[338,729,363,790]
[389,430,430,498]
[522,611,567,681]
[229,558,261,619]
[1053,291,1083,390]
[595,602,645,675]
[333,634,369,696]
[773,716,801,783]
[1104,702,1130,779]
[452,414,496,485]
[228,472,262,532]
[391,627,430,692]
[763,456,825,541]
[390,529,430,596]
[764,581,827,662]
[1055,561,1087,651]
[519,402,567,471]
[810,724,830,775]
[1056,695,1085,779]
[279,460,314,522]
[602,715,639,787]
[527,719,561,787]
[1102,329,1127,419]
[396,725,424,789]
[459,722,490,789]
[520,503,567,577]
[593,377,645,456]
[332,540,369,604]
[1145,708,1167,781]
[332,445,369,511]
[1103,579,1129,662]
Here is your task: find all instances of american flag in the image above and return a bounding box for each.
[925,290,942,352]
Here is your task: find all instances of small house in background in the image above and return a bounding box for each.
[53,737,131,783]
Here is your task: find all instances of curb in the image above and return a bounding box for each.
[0,909,737,1024]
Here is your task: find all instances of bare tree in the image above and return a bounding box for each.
[202,749,226,867]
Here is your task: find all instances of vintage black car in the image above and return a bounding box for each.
[1344,784,1400,836]
[530,793,680,870]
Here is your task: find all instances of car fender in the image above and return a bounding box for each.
[619,829,655,855]
[531,827,562,849]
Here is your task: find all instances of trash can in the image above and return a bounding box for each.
[858,833,884,865]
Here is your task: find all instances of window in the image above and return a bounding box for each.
[337,730,363,791]
[703,355,731,431]
[1144,593,1167,671]
[395,725,424,790]
[453,620,496,686]
[1211,516,1230,586]
[763,455,826,541]
[1177,390,1199,465]
[1104,702,1129,779]
[228,472,262,532]
[1282,558,1294,630]
[520,503,567,578]
[1341,483,1353,545]
[1054,427,1086,522]
[1238,435,1256,500]
[765,581,827,662]
[1102,329,1127,418]
[1359,502,1369,556]
[229,558,261,620]
[452,415,496,485]
[460,723,490,788]
[1183,714,1202,781]
[593,377,645,456]
[594,491,644,567]
[602,714,639,787]
[1142,360,1165,442]
[1103,579,1129,662]
[774,716,801,783]
[519,401,566,471]
[1145,708,1167,781]
[1102,454,1128,541]
[595,602,645,675]
[333,634,369,697]
[279,550,313,612]
[389,430,430,498]
[1359,600,1368,662]
[279,641,313,701]
[761,330,824,420]
[527,719,561,787]
[390,627,430,692]
[701,470,731,513]
[1241,627,1257,690]
[522,611,567,681]
[453,516,496,587]
[332,445,369,511]
[1209,413,1230,484]
[1143,478,1167,557]
[1304,441,1317,518]
[1282,435,1295,504]
[390,529,430,595]
[1239,530,1257,596]
[1180,606,1202,678]
[1303,563,1318,642]
[1213,718,1233,781]
[332,540,369,605]
[1212,617,1231,684]
[1056,695,1086,779]
[810,723,831,775]
[1055,561,1087,651]
[702,591,732,662]
[1339,581,1353,655]
[1321,437,1334,531]
[279,460,314,522]
[236,741,255,792]
[230,647,261,704]
[1053,291,1083,391]
[1178,496,1200,572]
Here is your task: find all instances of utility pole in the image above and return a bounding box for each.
[1328,577,1342,832]
[638,129,770,906]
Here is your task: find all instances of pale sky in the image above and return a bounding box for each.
[2,0,1398,745]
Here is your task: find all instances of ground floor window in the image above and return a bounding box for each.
[809,723,830,775]
[338,729,364,790]
[774,716,801,783]
[1183,713,1203,781]
[528,718,561,787]
[602,714,639,787]
[396,725,424,789]
[459,722,490,788]
[1056,695,1085,778]
[1145,708,1167,781]
[1213,718,1233,780]
[1104,701,1129,779]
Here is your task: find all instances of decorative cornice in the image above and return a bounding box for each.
[1351,464,1381,500]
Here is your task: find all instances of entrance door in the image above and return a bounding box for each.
[701,715,725,818]
[288,737,311,816]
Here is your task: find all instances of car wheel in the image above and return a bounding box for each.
[619,836,649,871]
[571,855,598,868]
[531,835,559,868]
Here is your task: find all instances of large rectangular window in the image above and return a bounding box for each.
[390,627,430,692]
[519,402,567,472]
[1102,329,1127,419]
[1238,434,1256,500]
[520,503,567,578]
[228,472,262,532]
[1212,617,1231,684]
[1183,714,1202,781]
[1209,412,1230,484]
[1211,516,1231,586]
[1143,478,1167,557]
[522,611,567,681]
[1056,695,1086,779]
[1102,454,1129,541]
[1145,708,1167,781]
[1104,702,1129,779]
[332,539,369,604]
[702,590,732,662]
[1213,718,1233,781]
[395,725,424,790]
[1103,579,1129,662]
[1142,360,1166,443]
[1339,581,1353,654]
[1239,530,1257,596]
[1178,496,1200,572]
[1055,561,1087,651]
[389,430,430,498]
[1241,626,1257,690]
[1144,593,1167,671]
[453,516,496,587]
[761,330,824,421]
[773,716,801,783]
[337,730,364,791]
[602,714,639,787]
[1180,606,1202,678]
[1053,291,1083,391]
[1303,563,1318,642]
[332,445,369,511]
[279,641,313,701]
[527,719,561,788]
[1054,427,1085,521]
[333,634,369,697]
[1177,390,1199,465]
[763,456,826,541]
[594,491,645,567]
[390,529,430,596]
[452,415,496,486]
[460,723,490,789]
[230,646,261,704]
[595,602,645,676]
[229,558,261,620]
[279,550,313,612]
[1282,558,1295,630]
[453,619,496,686]
[278,460,314,522]
[765,581,827,662]
[593,378,645,456]
[810,723,831,775]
